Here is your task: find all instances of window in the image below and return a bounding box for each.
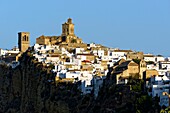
[22,35,28,41]
[24,35,27,41]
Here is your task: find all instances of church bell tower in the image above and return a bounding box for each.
[62,18,75,36]
[18,32,30,52]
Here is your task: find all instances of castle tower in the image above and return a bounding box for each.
[18,32,30,52]
[62,18,75,36]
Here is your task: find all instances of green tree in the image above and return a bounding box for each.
[127,77,143,92]
[146,61,155,64]
[71,39,77,43]
[136,95,153,112]
[160,109,166,113]
[132,59,141,65]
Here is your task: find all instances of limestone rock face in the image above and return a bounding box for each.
[0,52,76,113]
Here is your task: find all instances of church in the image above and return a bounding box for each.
[36,18,83,45]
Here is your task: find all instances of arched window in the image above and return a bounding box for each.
[24,35,27,41]
[22,35,26,41]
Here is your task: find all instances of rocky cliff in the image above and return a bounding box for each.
[0,52,82,113]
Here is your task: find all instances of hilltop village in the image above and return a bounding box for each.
[1,18,170,108]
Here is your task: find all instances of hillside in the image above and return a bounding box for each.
[0,51,160,113]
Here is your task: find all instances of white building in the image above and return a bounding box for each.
[0,48,20,56]
[75,48,85,54]
[160,91,169,107]
[108,50,127,63]
[159,61,170,70]
[155,55,165,62]
[147,64,159,70]
[144,54,165,63]
[148,75,170,107]
[144,54,156,62]
[93,76,106,98]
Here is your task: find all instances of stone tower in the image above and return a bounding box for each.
[62,18,75,36]
[139,59,147,79]
[18,32,30,52]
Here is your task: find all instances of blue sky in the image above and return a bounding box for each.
[0,0,170,56]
